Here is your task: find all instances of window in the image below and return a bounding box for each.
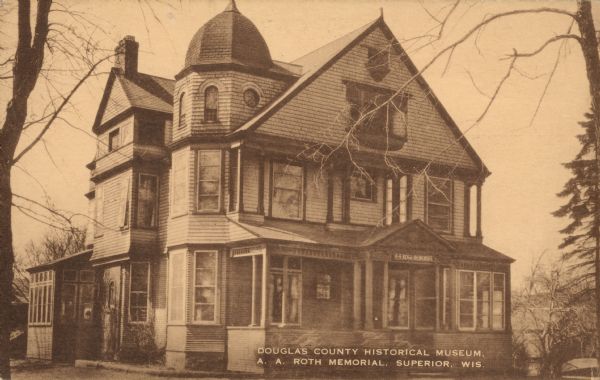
[137,174,158,227]
[243,88,260,108]
[387,270,409,328]
[197,150,221,212]
[109,129,120,152]
[366,46,390,81]
[29,270,54,326]
[351,171,375,201]
[118,178,130,228]
[458,270,505,331]
[171,152,187,217]
[415,268,436,329]
[399,175,408,222]
[139,122,164,146]
[270,256,301,325]
[385,178,393,226]
[427,177,453,233]
[178,92,186,129]
[346,82,408,142]
[384,175,409,225]
[493,273,505,330]
[204,86,218,122]
[272,162,303,219]
[168,251,185,322]
[316,274,331,300]
[194,251,217,323]
[129,262,150,323]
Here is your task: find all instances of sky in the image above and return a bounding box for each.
[2,0,593,286]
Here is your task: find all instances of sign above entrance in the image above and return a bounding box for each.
[391,253,434,263]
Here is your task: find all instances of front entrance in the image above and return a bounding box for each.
[101,266,121,360]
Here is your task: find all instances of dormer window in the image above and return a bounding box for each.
[178,92,186,129]
[345,81,408,150]
[204,86,219,122]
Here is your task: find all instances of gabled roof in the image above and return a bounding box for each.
[92,69,174,133]
[230,15,488,176]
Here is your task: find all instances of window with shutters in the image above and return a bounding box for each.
[204,86,219,122]
[345,81,408,150]
[137,174,158,228]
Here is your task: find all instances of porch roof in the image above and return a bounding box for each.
[26,249,93,272]
[233,219,514,263]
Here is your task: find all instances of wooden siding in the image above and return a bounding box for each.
[256,27,477,170]
[96,116,133,161]
[158,169,170,253]
[453,180,465,238]
[100,78,130,126]
[333,175,343,222]
[242,154,259,213]
[153,256,168,349]
[349,175,384,225]
[305,166,328,223]
[93,170,132,260]
[26,326,53,360]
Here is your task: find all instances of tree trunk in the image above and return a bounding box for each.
[575,0,600,369]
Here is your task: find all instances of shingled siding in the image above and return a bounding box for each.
[256,27,477,170]
[93,169,132,260]
[172,71,287,142]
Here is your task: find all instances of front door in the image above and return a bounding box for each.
[101,267,121,360]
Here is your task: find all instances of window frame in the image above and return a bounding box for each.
[108,128,120,152]
[204,86,219,123]
[492,272,506,330]
[136,173,159,228]
[28,270,54,326]
[271,161,304,220]
[350,170,377,202]
[196,150,222,213]
[457,269,506,332]
[129,262,150,324]
[192,250,219,324]
[118,177,131,229]
[414,267,437,330]
[269,255,302,326]
[426,176,454,234]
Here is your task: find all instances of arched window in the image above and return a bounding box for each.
[204,86,219,122]
[178,92,186,129]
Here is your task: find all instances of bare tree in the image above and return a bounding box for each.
[512,253,595,378]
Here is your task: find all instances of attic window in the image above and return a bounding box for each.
[345,81,408,150]
[366,46,390,81]
[204,86,219,122]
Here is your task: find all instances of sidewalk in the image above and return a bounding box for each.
[74,360,262,379]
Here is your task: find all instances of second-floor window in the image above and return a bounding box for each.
[426,177,452,233]
[204,86,218,122]
[197,150,221,212]
[137,174,158,228]
[109,129,120,151]
[351,171,375,201]
[272,162,303,220]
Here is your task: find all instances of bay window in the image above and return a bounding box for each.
[427,177,453,233]
[272,162,303,219]
[129,262,150,323]
[196,150,221,212]
[458,270,506,331]
[270,256,301,325]
[137,174,158,228]
[194,251,217,323]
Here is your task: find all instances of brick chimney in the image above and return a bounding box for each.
[114,35,138,78]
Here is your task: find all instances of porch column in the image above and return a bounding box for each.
[236,146,244,212]
[364,258,373,330]
[476,184,482,239]
[250,255,258,326]
[260,253,269,327]
[382,260,389,328]
[353,261,362,329]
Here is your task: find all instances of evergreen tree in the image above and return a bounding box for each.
[554,111,598,290]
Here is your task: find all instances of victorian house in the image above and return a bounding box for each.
[27,0,513,374]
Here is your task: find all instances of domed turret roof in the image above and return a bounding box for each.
[184,0,272,70]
